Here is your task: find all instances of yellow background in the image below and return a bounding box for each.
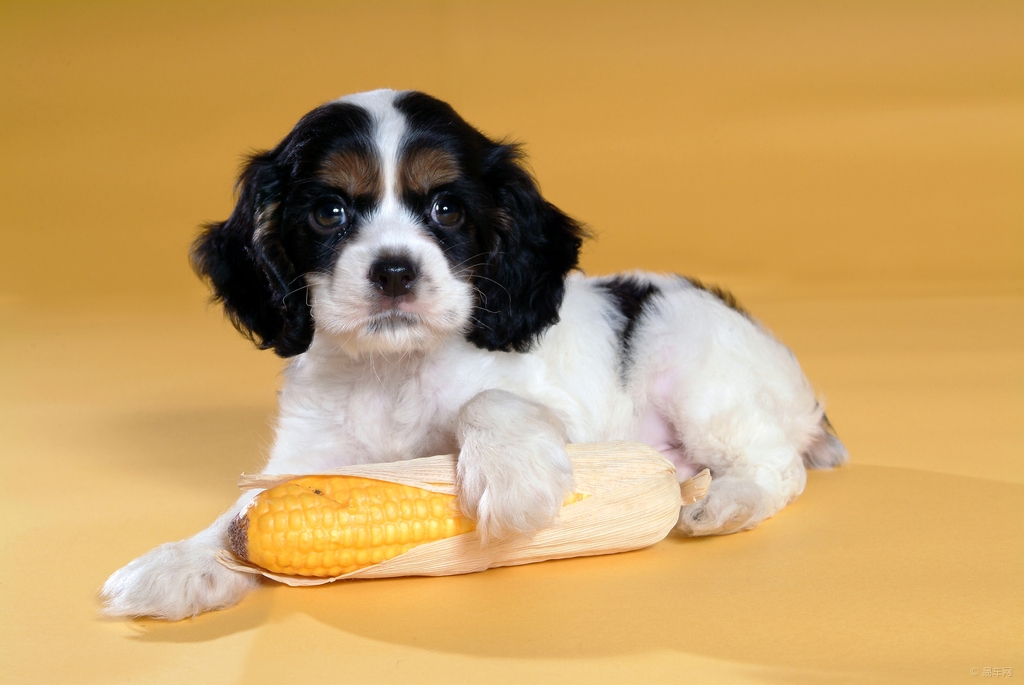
[1,2,1021,683]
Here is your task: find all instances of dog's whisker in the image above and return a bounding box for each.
[467,315,494,331]
[447,251,496,271]
[469,274,513,303]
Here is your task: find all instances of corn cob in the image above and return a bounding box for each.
[229,475,586,577]
[218,442,707,585]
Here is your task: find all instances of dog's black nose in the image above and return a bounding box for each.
[369,257,417,298]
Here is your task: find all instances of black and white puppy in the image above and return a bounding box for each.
[102,89,847,620]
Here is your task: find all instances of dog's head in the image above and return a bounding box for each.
[192,90,585,358]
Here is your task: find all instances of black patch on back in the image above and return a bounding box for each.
[679,276,751,320]
[596,276,661,379]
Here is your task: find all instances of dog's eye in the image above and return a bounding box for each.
[309,199,348,231]
[431,197,464,228]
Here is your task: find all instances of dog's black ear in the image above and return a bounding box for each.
[469,143,586,352]
[191,152,313,357]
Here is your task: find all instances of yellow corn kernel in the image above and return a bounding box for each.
[229,475,586,577]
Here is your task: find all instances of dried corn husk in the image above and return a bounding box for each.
[217,441,709,585]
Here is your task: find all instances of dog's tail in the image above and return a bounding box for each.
[802,413,849,469]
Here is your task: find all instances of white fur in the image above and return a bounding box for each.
[101,496,260,620]
[102,90,841,620]
[456,389,573,541]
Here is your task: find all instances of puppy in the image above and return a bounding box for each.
[102,89,847,620]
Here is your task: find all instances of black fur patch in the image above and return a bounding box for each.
[395,91,587,353]
[596,275,661,377]
[191,102,377,357]
[393,93,491,280]
[680,276,751,319]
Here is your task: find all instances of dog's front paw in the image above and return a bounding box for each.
[457,442,573,540]
[455,390,574,540]
[101,538,258,621]
[457,435,574,541]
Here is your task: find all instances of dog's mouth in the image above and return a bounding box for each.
[364,308,422,334]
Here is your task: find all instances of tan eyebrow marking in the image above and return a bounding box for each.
[400,147,460,195]
[318,149,382,198]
